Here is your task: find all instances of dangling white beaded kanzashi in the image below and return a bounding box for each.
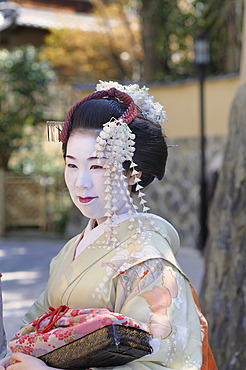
[93,118,149,249]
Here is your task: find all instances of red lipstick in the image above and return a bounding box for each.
[78,196,97,204]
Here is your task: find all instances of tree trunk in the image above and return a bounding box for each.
[200,83,246,369]
[0,151,11,171]
[139,0,166,82]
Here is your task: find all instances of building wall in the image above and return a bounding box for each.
[74,74,240,140]
[148,74,240,139]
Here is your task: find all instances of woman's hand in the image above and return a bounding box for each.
[5,353,60,370]
[0,356,11,370]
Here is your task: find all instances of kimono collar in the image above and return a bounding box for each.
[84,213,180,256]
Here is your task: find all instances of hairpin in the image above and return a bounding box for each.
[47,121,64,142]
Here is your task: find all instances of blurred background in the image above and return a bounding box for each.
[0,1,245,368]
[0,0,244,245]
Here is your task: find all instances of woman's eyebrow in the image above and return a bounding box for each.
[65,155,105,160]
[87,156,99,161]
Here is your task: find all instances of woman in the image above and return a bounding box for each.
[0,82,217,369]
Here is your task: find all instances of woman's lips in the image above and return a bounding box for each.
[78,196,97,204]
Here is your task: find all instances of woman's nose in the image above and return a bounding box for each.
[75,171,92,189]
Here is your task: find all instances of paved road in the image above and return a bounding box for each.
[0,233,204,342]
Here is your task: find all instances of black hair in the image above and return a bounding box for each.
[62,99,168,190]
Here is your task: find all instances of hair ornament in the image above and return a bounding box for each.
[59,87,137,143]
[47,121,64,142]
[93,116,147,247]
[96,80,166,127]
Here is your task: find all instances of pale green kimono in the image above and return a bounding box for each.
[23,213,203,369]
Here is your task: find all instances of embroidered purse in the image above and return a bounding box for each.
[9,306,152,369]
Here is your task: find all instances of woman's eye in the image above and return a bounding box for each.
[90,165,103,170]
[67,163,77,168]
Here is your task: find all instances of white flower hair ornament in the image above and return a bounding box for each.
[47,83,166,247]
[96,80,166,127]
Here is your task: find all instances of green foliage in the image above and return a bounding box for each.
[40,0,143,83]
[139,0,244,82]
[39,0,243,84]
[139,0,197,81]
[192,0,244,75]
[0,45,56,169]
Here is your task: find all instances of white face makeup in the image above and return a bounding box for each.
[64,130,130,225]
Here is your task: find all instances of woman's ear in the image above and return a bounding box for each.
[127,170,142,186]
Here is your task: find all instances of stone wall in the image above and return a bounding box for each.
[144,136,226,248]
[199,83,246,369]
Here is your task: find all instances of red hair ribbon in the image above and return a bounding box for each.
[59,88,138,143]
[35,305,69,334]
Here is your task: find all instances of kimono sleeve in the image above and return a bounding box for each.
[95,258,203,370]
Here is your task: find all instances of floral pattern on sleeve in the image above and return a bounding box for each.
[140,266,178,339]
[115,258,164,310]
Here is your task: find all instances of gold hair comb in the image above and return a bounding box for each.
[46,121,64,142]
